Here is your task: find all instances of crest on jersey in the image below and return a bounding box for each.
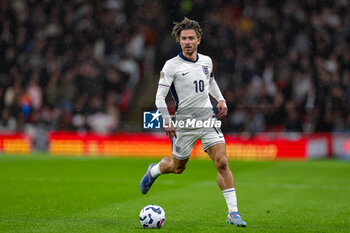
[160,71,165,79]
[202,66,209,77]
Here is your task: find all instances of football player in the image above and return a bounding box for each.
[140,17,246,227]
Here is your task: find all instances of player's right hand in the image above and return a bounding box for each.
[164,121,177,140]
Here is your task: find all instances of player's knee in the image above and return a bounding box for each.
[215,155,229,171]
[174,165,186,174]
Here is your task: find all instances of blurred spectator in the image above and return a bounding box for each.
[0,108,16,131]
[26,71,42,111]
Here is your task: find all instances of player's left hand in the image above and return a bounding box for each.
[216,100,228,119]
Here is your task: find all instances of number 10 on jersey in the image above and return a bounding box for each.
[194,80,204,93]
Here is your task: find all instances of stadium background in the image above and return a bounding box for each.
[0,0,350,159]
[1,1,350,233]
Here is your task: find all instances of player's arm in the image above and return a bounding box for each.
[155,66,177,140]
[209,75,227,119]
[155,84,177,140]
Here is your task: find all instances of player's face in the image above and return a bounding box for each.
[179,29,201,57]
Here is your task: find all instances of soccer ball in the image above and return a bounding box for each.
[139,204,166,229]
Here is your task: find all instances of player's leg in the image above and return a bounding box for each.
[206,143,246,227]
[206,143,234,190]
[140,156,188,194]
[158,156,189,174]
[140,131,196,194]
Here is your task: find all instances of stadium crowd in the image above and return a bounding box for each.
[0,0,349,136]
[0,0,159,134]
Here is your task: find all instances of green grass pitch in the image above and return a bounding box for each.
[0,154,349,233]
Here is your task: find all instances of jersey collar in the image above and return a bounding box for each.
[179,51,199,63]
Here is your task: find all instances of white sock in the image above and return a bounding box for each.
[150,163,162,178]
[222,188,238,213]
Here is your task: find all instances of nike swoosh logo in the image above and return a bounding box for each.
[182,72,190,76]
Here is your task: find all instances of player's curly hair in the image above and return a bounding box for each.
[172,17,203,42]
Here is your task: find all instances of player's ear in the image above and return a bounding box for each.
[197,36,201,45]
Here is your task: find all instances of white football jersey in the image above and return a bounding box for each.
[156,52,225,122]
